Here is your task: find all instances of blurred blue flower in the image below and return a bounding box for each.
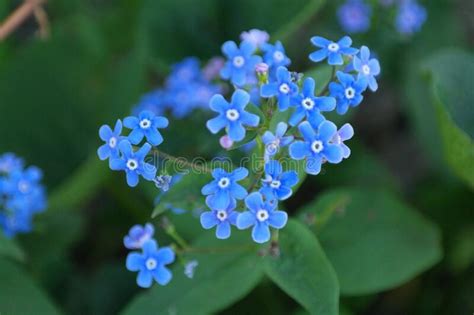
[309,36,358,65]
[220,41,262,86]
[0,153,23,174]
[184,260,199,279]
[262,122,294,160]
[353,46,380,91]
[395,0,427,35]
[206,89,260,141]
[337,0,372,34]
[166,57,202,88]
[124,111,169,146]
[132,89,167,116]
[201,167,248,210]
[110,140,157,187]
[97,119,123,163]
[200,196,239,239]
[126,240,175,288]
[260,66,298,111]
[260,160,298,201]
[154,174,172,192]
[124,223,155,250]
[236,192,288,243]
[329,71,367,114]
[289,77,336,128]
[289,121,343,175]
[262,41,291,73]
[332,123,354,159]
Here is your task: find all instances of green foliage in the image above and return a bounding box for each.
[423,49,474,188]
[263,220,339,315]
[0,258,62,315]
[299,189,442,295]
[0,233,25,262]
[122,231,263,315]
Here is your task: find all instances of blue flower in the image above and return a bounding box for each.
[126,240,175,288]
[309,36,358,65]
[236,192,288,244]
[289,121,343,175]
[260,160,298,201]
[154,175,172,192]
[0,209,33,238]
[262,122,294,159]
[110,140,157,187]
[332,123,354,159]
[200,197,238,239]
[353,46,380,91]
[124,111,169,146]
[260,66,298,111]
[124,223,155,249]
[206,89,260,141]
[337,0,372,34]
[289,77,336,128]
[395,1,427,35]
[329,71,367,115]
[262,41,291,71]
[166,57,202,88]
[201,167,248,210]
[0,153,23,174]
[97,119,123,163]
[220,41,262,86]
[184,260,199,279]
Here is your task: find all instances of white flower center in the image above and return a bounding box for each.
[266,141,280,155]
[218,177,230,189]
[233,56,245,68]
[311,140,324,153]
[270,180,281,189]
[273,51,284,62]
[328,43,340,52]
[145,258,157,270]
[362,64,371,75]
[109,137,117,148]
[139,118,151,129]
[216,210,228,221]
[226,109,240,121]
[344,87,355,99]
[256,209,269,222]
[126,159,138,171]
[302,97,315,110]
[279,83,290,94]
[18,180,30,193]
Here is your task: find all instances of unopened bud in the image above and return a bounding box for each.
[219,135,234,149]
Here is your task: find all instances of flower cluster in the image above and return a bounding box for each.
[133,57,223,119]
[337,0,427,36]
[98,110,169,187]
[201,32,378,243]
[124,223,175,288]
[0,153,47,238]
[98,30,381,288]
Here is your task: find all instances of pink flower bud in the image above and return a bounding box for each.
[255,63,269,74]
[219,135,234,149]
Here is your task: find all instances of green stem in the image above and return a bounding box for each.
[319,66,337,96]
[148,148,213,174]
[165,226,189,250]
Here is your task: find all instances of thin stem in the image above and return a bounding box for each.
[166,227,189,250]
[148,148,213,174]
[177,244,256,255]
[0,0,46,41]
[319,66,337,96]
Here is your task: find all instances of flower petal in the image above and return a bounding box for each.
[252,223,271,243]
[126,252,144,271]
[137,270,153,288]
[268,210,288,228]
[153,266,172,286]
[216,221,231,239]
[289,141,310,160]
[236,211,256,229]
[245,192,263,212]
[200,211,218,229]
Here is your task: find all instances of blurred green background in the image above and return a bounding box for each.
[0,0,473,314]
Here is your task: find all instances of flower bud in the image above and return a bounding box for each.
[219,135,234,149]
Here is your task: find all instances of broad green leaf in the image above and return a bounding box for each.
[299,189,442,295]
[0,258,62,315]
[0,232,25,262]
[263,219,339,315]
[423,49,474,188]
[122,231,263,315]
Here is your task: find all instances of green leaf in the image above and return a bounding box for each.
[0,232,25,262]
[263,219,339,315]
[0,258,62,315]
[122,231,263,315]
[423,49,474,188]
[299,189,442,295]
